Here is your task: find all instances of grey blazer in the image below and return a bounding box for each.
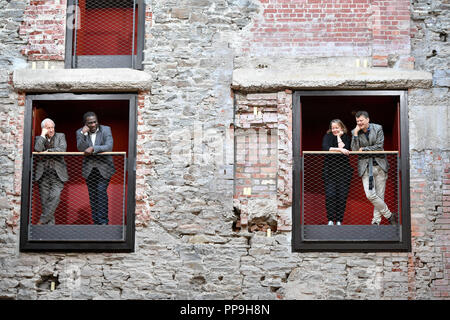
[351,123,389,177]
[76,125,116,180]
[34,133,69,182]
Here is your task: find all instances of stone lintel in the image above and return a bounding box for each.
[12,68,152,92]
[232,67,433,92]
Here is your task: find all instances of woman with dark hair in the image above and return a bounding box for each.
[322,119,353,225]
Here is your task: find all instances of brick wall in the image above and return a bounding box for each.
[235,93,278,200]
[242,0,411,65]
[233,91,292,233]
[19,0,67,61]
[1,91,25,232]
[234,92,279,232]
[434,161,450,297]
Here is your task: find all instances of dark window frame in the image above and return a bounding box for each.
[64,0,146,70]
[19,93,137,252]
[292,90,411,252]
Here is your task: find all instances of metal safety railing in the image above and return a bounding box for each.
[28,152,127,242]
[70,0,140,68]
[301,151,401,242]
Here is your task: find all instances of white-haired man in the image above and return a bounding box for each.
[34,118,68,224]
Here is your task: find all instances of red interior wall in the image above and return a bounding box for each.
[31,100,129,225]
[76,0,138,56]
[32,107,47,152]
[301,96,400,225]
[301,96,398,152]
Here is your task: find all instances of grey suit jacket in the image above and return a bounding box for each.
[76,125,115,180]
[351,123,389,177]
[34,133,69,182]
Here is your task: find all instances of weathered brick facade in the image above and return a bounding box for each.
[241,0,411,66]
[19,0,66,61]
[0,0,448,300]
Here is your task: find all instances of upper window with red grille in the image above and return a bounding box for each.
[65,0,145,69]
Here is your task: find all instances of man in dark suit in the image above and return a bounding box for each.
[34,118,68,224]
[76,112,115,225]
[351,110,396,225]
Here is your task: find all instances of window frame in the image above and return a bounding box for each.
[19,93,137,252]
[292,90,411,252]
[64,0,146,70]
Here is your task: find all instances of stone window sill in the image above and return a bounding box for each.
[13,68,152,92]
[232,67,432,92]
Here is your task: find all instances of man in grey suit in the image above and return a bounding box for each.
[34,118,68,224]
[76,112,115,225]
[351,111,396,225]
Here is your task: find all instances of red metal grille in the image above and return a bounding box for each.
[28,152,127,241]
[71,0,139,67]
[301,152,401,241]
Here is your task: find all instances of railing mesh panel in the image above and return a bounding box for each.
[29,153,126,241]
[302,152,400,241]
[72,0,138,68]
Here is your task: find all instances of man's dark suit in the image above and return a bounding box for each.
[76,125,115,225]
[34,133,68,224]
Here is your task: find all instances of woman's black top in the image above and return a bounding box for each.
[321,132,353,179]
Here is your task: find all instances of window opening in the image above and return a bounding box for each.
[20,94,136,251]
[292,91,410,252]
[66,0,144,69]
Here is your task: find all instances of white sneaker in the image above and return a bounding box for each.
[328,221,334,225]
[336,222,341,226]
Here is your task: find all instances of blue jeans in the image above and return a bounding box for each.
[86,168,110,225]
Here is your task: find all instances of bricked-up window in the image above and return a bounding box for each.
[292,91,411,252]
[65,0,145,69]
[20,93,137,252]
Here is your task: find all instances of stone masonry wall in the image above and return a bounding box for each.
[0,0,28,287]
[408,0,450,299]
[0,0,448,300]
